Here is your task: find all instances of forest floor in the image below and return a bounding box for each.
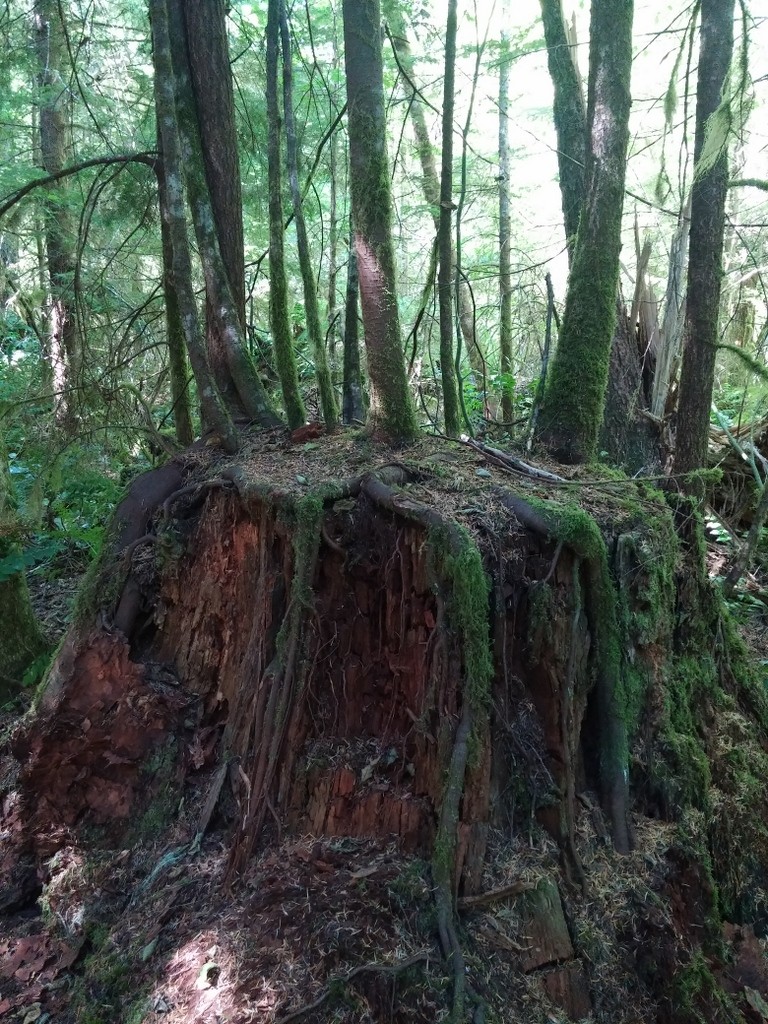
[3,429,768,1023]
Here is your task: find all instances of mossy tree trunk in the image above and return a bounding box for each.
[538,0,634,463]
[342,210,366,424]
[342,0,419,442]
[279,3,338,432]
[266,0,306,430]
[538,0,585,264]
[33,0,81,432]
[673,0,735,479]
[155,145,195,447]
[162,0,280,430]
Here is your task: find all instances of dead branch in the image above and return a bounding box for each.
[456,880,536,911]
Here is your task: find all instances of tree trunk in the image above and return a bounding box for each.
[538,0,634,463]
[166,0,280,429]
[280,3,338,432]
[384,0,485,410]
[538,0,586,263]
[651,202,690,420]
[437,0,461,437]
[266,0,306,430]
[155,144,195,447]
[343,211,366,424]
[33,0,81,430]
[498,8,514,423]
[343,0,418,442]
[326,105,341,372]
[179,0,245,415]
[673,0,735,479]
[149,0,238,453]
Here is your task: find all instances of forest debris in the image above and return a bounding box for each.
[457,879,536,911]
[516,878,574,972]
[462,437,567,482]
[274,949,431,1024]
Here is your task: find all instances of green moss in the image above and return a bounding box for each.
[427,524,492,712]
[292,492,325,606]
[536,0,633,463]
[526,581,553,664]
[533,500,629,785]
[72,528,126,631]
[130,738,180,840]
[672,949,737,1023]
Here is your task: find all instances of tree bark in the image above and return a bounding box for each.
[33,0,81,430]
[342,211,365,424]
[498,7,514,423]
[342,0,418,442]
[538,0,634,463]
[280,4,338,431]
[673,0,735,479]
[266,0,306,430]
[179,0,246,415]
[538,0,586,263]
[437,0,461,437]
[155,141,195,447]
[149,0,238,453]
[165,0,280,429]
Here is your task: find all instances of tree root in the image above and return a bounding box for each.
[359,472,492,1022]
[494,486,633,856]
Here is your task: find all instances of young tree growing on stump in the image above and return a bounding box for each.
[538,0,634,463]
[383,0,487,419]
[163,0,280,430]
[266,0,306,430]
[280,4,338,432]
[342,211,366,424]
[538,0,585,265]
[437,0,462,437]
[342,0,419,442]
[33,0,82,431]
[673,0,736,480]
[155,140,195,448]
[498,5,514,424]
[149,0,238,452]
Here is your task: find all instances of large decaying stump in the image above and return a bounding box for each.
[3,429,768,1023]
